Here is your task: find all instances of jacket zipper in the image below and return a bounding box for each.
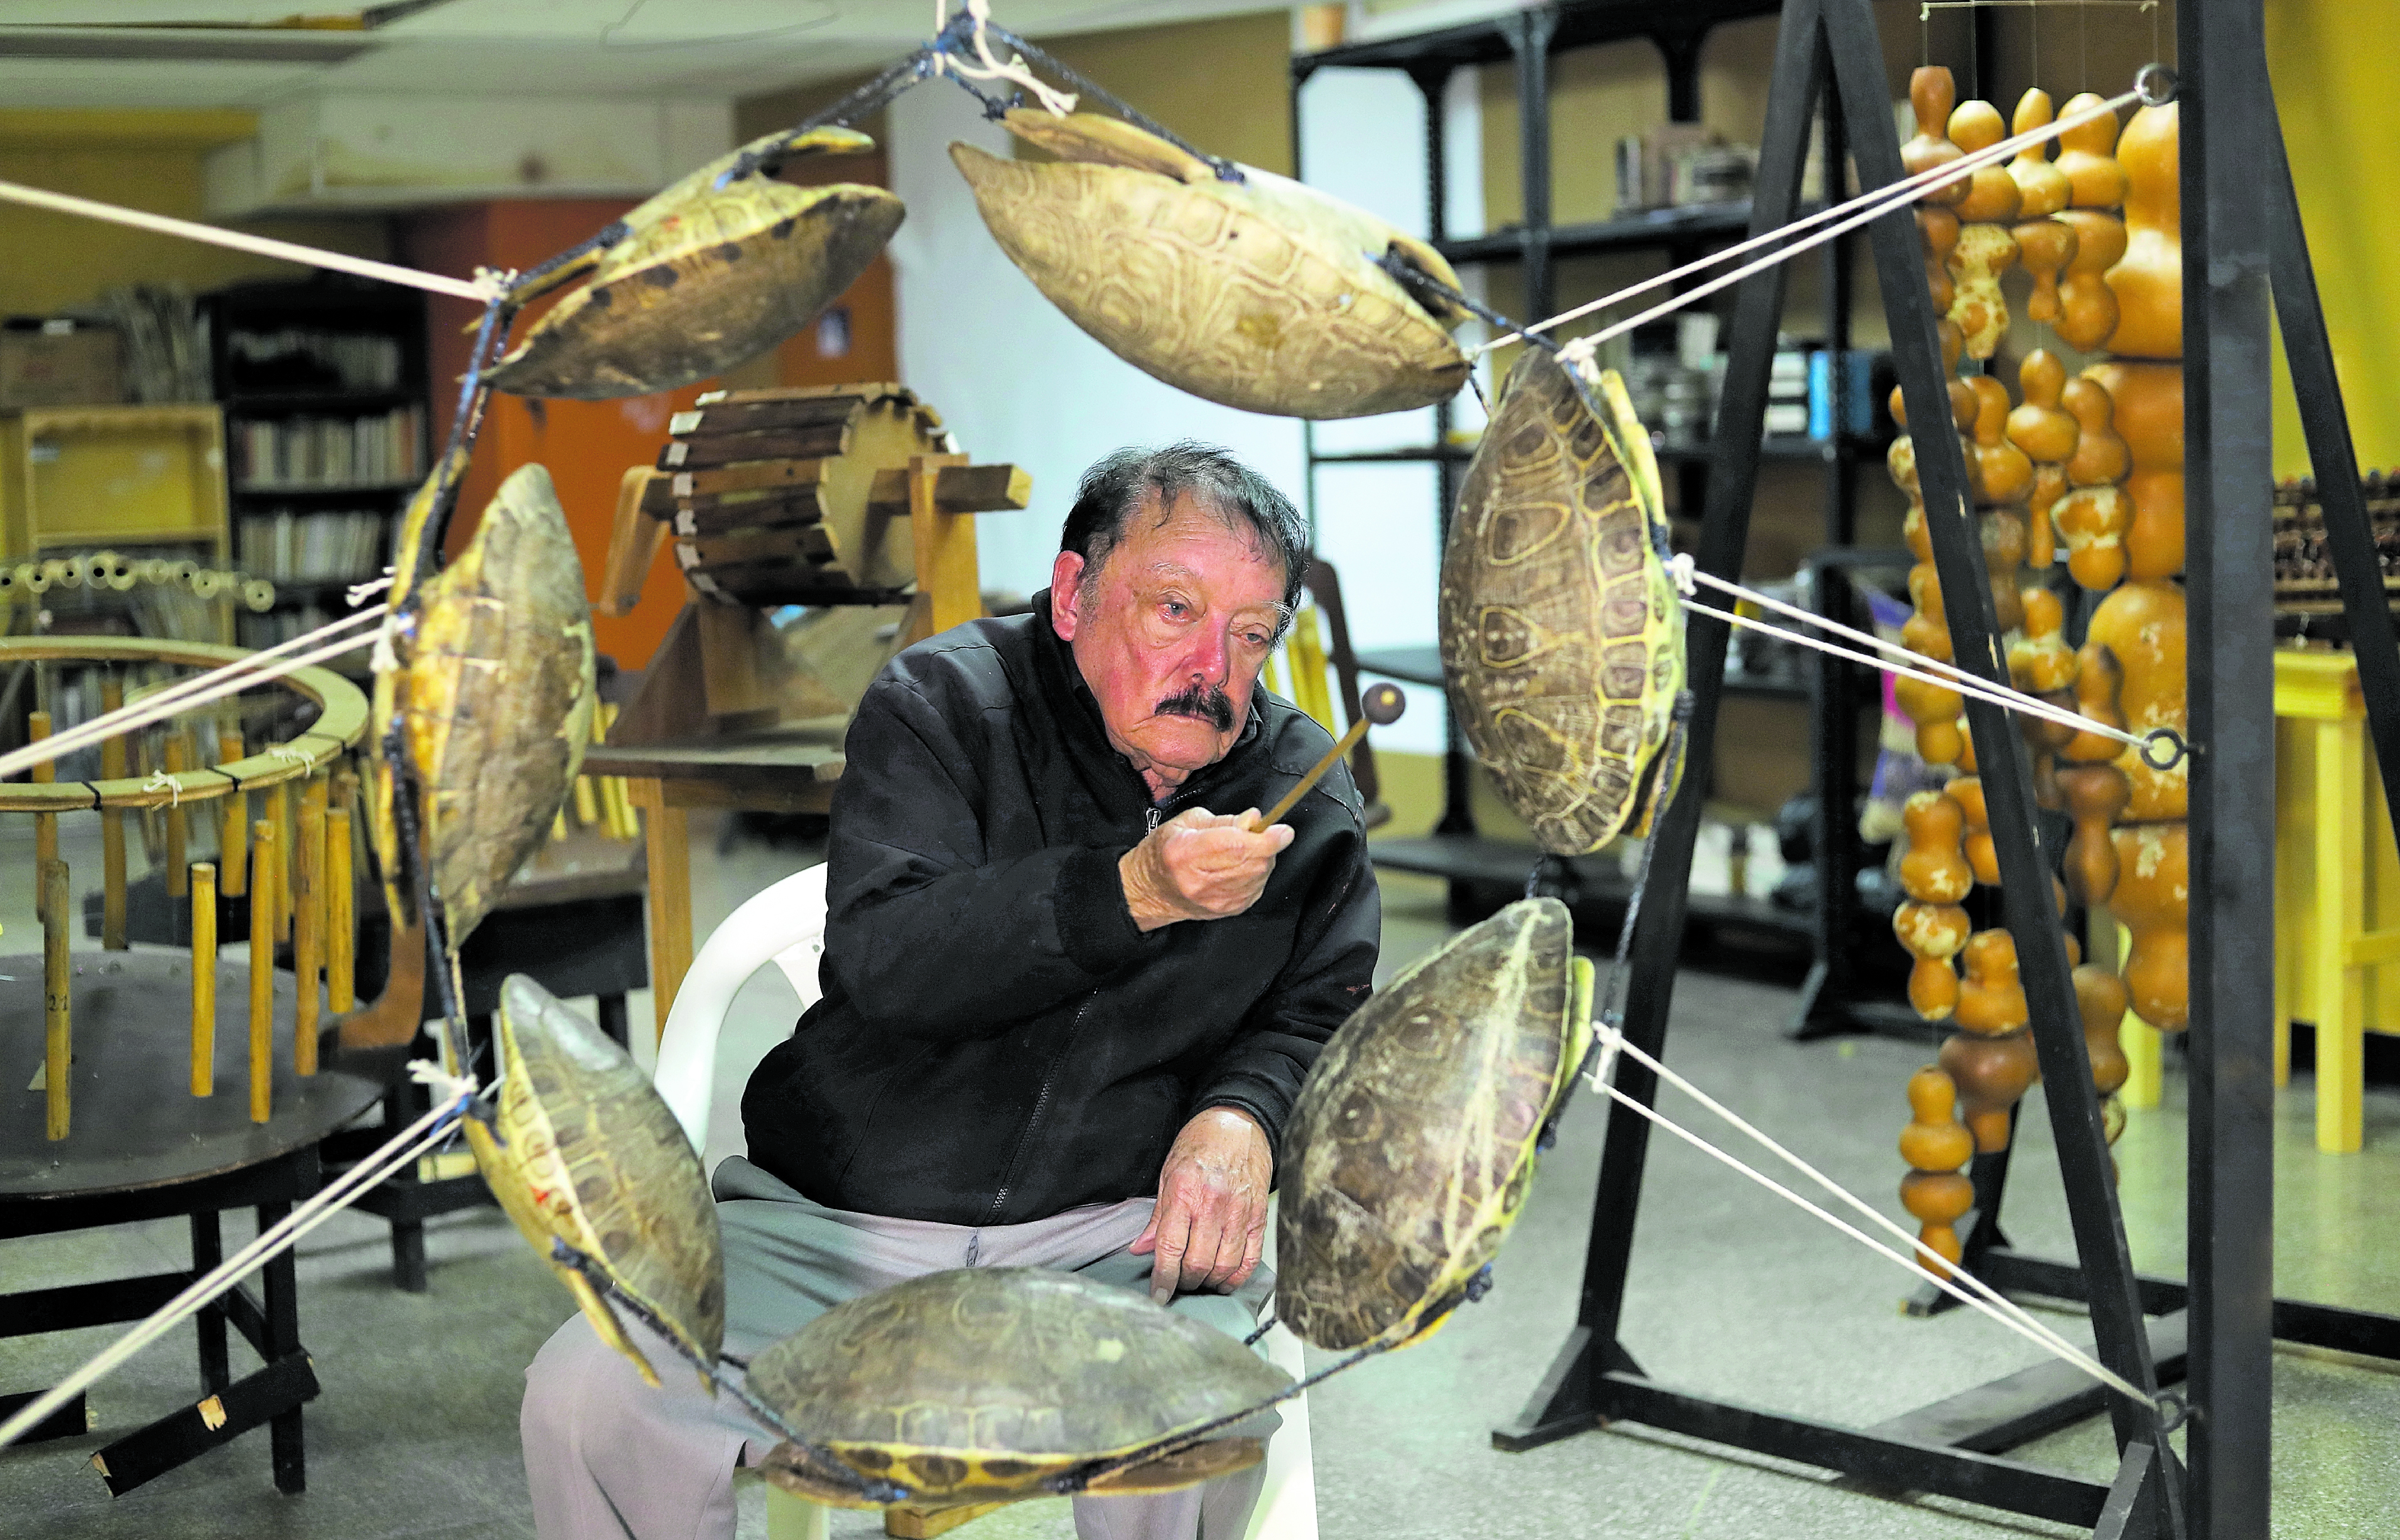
[983,991,1095,1225]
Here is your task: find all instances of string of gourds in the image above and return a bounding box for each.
[1888,68,2187,1278]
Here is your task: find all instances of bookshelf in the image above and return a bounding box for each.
[202,276,430,652]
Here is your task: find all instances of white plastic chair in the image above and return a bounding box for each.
[652,861,1317,1540]
[654,863,830,1154]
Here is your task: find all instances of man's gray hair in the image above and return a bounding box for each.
[1059,443,1309,617]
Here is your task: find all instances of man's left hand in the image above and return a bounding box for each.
[1131,1107,1271,1304]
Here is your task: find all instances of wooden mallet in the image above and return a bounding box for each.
[1250,682,1405,830]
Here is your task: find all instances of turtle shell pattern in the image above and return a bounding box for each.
[747,1268,1287,1505]
[487,129,905,401]
[951,110,1468,420]
[464,974,725,1389]
[1275,898,1578,1352]
[369,461,596,941]
[1440,352,1686,856]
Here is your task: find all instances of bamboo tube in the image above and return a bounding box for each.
[190,861,217,1097]
[163,733,190,900]
[552,806,570,843]
[597,703,638,841]
[573,770,600,828]
[30,711,55,870]
[269,781,291,945]
[249,819,273,1124]
[293,776,325,1076]
[326,805,355,1013]
[217,730,248,898]
[99,679,127,949]
[42,858,70,1141]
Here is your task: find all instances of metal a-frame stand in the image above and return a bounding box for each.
[1491,0,2400,1534]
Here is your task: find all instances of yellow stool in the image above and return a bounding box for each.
[2272,649,2400,1151]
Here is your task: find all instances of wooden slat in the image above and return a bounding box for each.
[675,525,836,572]
[658,423,850,470]
[669,395,864,436]
[666,492,828,536]
[669,460,837,499]
[695,381,903,405]
[682,560,852,606]
[864,462,1033,517]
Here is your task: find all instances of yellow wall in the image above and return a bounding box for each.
[2268,0,2400,477]
[1004,11,1294,177]
[0,110,390,318]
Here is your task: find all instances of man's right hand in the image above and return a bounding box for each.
[1119,809,1293,932]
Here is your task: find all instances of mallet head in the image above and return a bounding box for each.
[1361,681,1406,726]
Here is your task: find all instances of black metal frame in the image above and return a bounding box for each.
[1294,1,1910,1020]
[0,1146,322,1495]
[1490,0,2400,1533]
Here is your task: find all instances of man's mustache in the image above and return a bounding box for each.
[1155,684,1235,731]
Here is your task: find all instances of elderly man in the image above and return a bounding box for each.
[522,443,1380,1540]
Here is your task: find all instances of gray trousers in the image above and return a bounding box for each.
[522,1158,1277,1540]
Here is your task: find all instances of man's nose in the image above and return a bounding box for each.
[1182,626,1231,685]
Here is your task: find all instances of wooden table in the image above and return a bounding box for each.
[581,728,845,1040]
[2273,647,2400,1151]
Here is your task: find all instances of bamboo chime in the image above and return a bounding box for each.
[9,647,368,1138]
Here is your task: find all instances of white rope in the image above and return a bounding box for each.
[1477,87,2139,362]
[931,0,1078,116]
[0,177,507,304]
[0,1073,478,1452]
[347,573,396,609]
[0,608,386,782]
[142,767,181,808]
[1580,1028,2156,1407]
[1668,556,2156,757]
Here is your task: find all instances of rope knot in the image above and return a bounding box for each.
[142,767,181,807]
[1667,552,1698,596]
[408,1058,479,1104]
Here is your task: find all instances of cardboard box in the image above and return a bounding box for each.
[0,324,123,409]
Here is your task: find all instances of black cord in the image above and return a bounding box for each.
[1373,253,1555,351]
[1057,1337,1388,1493]
[506,222,629,295]
[981,21,1243,183]
[546,1242,910,1505]
[1543,691,1697,1145]
[726,40,949,185]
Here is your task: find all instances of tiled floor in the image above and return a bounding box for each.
[2,814,2394,1538]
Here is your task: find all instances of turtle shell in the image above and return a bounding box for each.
[1275,898,1582,1352]
[951,110,1468,420]
[369,461,596,941]
[1439,352,1686,856]
[747,1268,1287,1507]
[487,128,905,401]
[464,974,725,1390]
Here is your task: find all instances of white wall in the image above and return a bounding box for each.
[1287,66,1484,755]
[885,66,1483,758]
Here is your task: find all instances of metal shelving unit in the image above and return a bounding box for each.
[1292,0,1892,984]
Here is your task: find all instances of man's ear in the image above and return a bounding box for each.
[1050,551,1086,639]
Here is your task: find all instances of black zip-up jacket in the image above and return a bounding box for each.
[740,592,1381,1226]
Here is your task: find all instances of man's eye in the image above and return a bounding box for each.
[1161,599,1189,619]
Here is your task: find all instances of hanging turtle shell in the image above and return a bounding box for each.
[369,460,597,942]
[951,110,1469,419]
[485,127,905,401]
[464,974,725,1391]
[1275,898,1592,1353]
[748,1268,1288,1508]
[1439,352,1686,855]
